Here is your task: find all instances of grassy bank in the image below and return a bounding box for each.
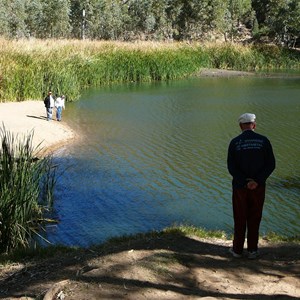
[1,225,299,263]
[0,39,299,102]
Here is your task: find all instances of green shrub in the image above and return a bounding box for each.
[0,125,56,253]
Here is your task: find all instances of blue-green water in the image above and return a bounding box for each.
[47,75,300,247]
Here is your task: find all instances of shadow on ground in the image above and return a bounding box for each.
[0,232,299,299]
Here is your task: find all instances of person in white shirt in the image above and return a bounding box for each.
[55,95,65,121]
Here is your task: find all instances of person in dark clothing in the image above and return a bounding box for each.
[227,113,275,259]
[44,91,55,121]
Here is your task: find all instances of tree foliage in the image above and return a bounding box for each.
[0,0,298,46]
[252,0,300,46]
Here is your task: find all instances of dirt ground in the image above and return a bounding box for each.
[0,233,299,300]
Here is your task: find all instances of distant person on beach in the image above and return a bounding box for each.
[227,113,275,259]
[44,91,55,121]
[55,95,65,121]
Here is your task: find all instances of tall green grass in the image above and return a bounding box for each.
[205,43,300,70]
[0,39,299,102]
[0,125,56,253]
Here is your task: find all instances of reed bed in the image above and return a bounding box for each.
[0,125,56,253]
[0,39,299,102]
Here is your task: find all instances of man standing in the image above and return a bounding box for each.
[227,113,275,259]
[44,91,55,121]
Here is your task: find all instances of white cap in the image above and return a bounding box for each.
[238,113,256,124]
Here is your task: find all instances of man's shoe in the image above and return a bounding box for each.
[248,250,259,259]
[229,247,242,258]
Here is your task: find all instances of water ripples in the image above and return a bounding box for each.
[49,77,300,246]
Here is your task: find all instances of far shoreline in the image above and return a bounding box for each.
[196,68,300,78]
[196,68,255,77]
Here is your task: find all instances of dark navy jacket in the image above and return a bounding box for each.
[227,130,275,188]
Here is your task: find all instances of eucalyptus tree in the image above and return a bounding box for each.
[252,0,300,46]
[228,0,252,27]
[0,0,297,45]
[38,0,71,38]
[251,0,269,25]
[167,0,228,41]
[122,0,173,40]
[168,0,199,40]
[287,0,300,47]
[266,0,300,46]
[0,0,27,38]
[150,0,172,40]
[125,0,158,40]
[69,0,101,39]
[0,1,11,37]
[69,0,83,38]
[24,0,43,37]
[212,1,232,42]
[164,0,182,39]
[225,0,252,41]
[90,0,126,40]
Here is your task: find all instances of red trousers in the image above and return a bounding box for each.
[232,185,266,254]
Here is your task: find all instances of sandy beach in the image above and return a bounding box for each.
[0,100,75,155]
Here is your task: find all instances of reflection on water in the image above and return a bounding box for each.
[48,76,300,247]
